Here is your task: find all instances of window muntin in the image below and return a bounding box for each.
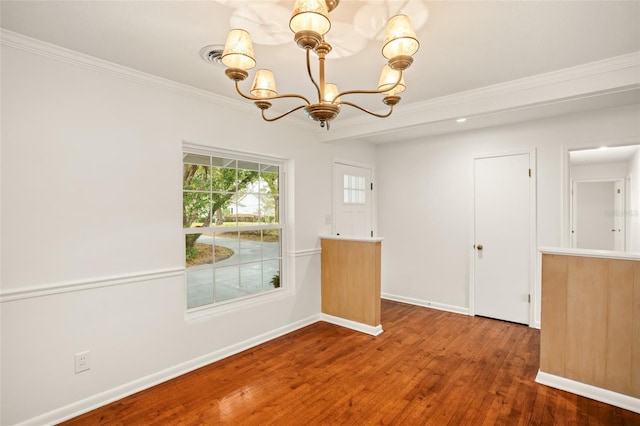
[183,152,282,310]
[343,174,366,204]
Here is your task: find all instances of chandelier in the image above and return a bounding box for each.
[220,0,420,129]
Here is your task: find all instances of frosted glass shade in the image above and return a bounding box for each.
[221,29,257,70]
[251,69,278,98]
[377,65,406,95]
[323,83,341,104]
[289,0,330,35]
[382,14,420,60]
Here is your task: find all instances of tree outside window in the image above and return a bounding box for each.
[183,152,282,309]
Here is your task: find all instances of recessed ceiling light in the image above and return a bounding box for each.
[456,118,467,123]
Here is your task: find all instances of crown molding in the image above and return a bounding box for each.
[3,29,638,141]
[407,51,640,114]
[320,51,640,143]
[0,29,256,114]
[1,29,320,134]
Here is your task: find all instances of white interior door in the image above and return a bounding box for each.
[572,180,623,251]
[474,153,531,325]
[333,162,372,238]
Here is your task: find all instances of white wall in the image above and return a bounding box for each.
[0,41,376,424]
[376,104,640,323]
[629,149,640,252]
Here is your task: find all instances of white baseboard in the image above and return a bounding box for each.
[320,313,383,336]
[23,312,385,426]
[535,370,640,414]
[24,315,320,426]
[382,293,470,316]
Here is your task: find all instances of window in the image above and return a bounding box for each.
[183,150,283,310]
[343,174,366,204]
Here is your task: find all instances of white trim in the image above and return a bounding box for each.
[5,29,637,144]
[529,150,538,327]
[0,267,184,303]
[560,137,640,248]
[0,30,252,114]
[182,141,287,165]
[319,52,640,143]
[182,143,292,311]
[382,293,470,316]
[320,313,383,336]
[185,288,293,322]
[183,224,282,234]
[319,235,384,243]
[332,158,375,169]
[18,312,384,425]
[535,370,640,414]
[26,315,321,426]
[0,30,316,133]
[286,248,322,257]
[337,70,640,133]
[396,52,640,119]
[539,246,640,261]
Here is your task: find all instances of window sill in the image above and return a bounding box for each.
[184,287,293,323]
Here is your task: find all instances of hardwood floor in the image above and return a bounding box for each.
[61,300,640,425]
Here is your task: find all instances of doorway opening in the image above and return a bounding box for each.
[566,144,640,252]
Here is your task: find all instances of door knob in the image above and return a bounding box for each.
[477,244,483,250]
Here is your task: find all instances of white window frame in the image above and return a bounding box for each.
[182,143,287,316]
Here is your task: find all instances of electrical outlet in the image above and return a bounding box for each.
[74,351,91,374]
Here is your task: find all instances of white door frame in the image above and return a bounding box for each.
[560,137,639,248]
[469,148,537,327]
[331,158,375,237]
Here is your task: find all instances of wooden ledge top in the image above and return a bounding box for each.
[540,247,640,261]
[320,235,384,243]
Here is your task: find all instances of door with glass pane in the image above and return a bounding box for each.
[333,162,373,238]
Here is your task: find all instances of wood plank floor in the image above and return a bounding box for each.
[61,300,640,425]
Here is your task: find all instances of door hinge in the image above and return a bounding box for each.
[370,182,373,190]
[371,230,373,237]
[528,294,531,303]
[617,188,621,194]
[528,168,531,177]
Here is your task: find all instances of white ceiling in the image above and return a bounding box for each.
[2,0,639,137]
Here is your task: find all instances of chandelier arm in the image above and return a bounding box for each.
[335,88,387,99]
[234,81,311,105]
[335,70,404,100]
[306,48,322,101]
[339,101,394,119]
[261,105,308,122]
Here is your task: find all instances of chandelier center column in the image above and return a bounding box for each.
[316,41,331,102]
